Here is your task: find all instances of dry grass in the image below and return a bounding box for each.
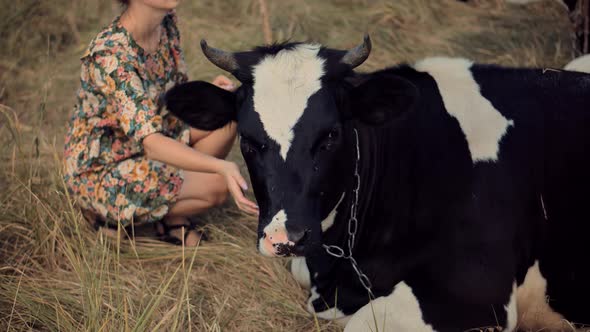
[0,0,580,331]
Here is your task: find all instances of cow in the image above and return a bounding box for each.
[164,36,590,331]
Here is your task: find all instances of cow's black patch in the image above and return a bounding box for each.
[349,73,419,126]
[472,66,590,324]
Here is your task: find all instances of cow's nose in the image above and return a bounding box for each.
[264,229,289,244]
[260,226,308,257]
[287,227,307,246]
[260,228,291,257]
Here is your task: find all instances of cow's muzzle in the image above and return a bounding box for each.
[258,227,308,257]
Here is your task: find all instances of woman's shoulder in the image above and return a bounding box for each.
[81,18,137,62]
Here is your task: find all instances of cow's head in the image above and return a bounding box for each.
[165,36,417,257]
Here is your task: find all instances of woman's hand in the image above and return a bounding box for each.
[143,134,258,215]
[212,75,236,91]
[217,160,259,215]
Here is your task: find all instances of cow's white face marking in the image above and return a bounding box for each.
[516,260,566,331]
[252,44,325,160]
[290,257,311,289]
[504,282,518,332]
[321,193,345,232]
[344,282,434,332]
[414,57,514,163]
[307,286,348,322]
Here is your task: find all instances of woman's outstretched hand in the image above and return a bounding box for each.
[217,160,259,216]
[212,75,236,91]
[211,76,254,214]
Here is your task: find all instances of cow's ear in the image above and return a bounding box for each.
[349,75,418,126]
[164,81,236,131]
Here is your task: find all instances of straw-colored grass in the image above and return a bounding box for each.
[0,0,580,331]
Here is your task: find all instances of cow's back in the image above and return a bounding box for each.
[468,65,590,325]
[395,61,590,327]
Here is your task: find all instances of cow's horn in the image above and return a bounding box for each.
[200,39,239,73]
[340,35,372,69]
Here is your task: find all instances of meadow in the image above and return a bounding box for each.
[0,0,579,330]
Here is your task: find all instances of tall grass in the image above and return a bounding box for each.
[0,0,579,330]
[0,141,324,330]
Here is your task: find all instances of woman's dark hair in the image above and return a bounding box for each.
[117,0,129,5]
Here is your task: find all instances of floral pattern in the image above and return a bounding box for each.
[64,11,190,225]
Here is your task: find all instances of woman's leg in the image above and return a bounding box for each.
[172,120,236,214]
[168,172,229,216]
[163,122,237,246]
[162,172,228,246]
[189,121,237,158]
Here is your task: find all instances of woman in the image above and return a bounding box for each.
[63,0,258,247]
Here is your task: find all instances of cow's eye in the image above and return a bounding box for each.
[312,127,341,155]
[240,135,255,153]
[240,135,266,154]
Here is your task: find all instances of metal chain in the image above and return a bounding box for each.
[322,128,375,300]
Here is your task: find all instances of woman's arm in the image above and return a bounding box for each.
[143,132,259,215]
[143,132,224,173]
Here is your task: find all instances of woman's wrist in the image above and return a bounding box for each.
[208,157,229,175]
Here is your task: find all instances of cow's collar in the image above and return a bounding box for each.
[322,127,375,299]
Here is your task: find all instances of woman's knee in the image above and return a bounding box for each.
[204,177,229,208]
[189,121,236,146]
[223,120,237,137]
[189,127,210,146]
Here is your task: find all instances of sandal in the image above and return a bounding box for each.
[155,219,208,246]
[81,208,130,238]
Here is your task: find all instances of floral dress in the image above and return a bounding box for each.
[64,12,190,226]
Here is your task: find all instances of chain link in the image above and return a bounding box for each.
[322,128,375,299]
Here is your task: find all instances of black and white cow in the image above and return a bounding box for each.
[165,37,590,331]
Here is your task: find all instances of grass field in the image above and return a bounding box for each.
[0,0,580,330]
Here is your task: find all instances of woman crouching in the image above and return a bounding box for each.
[63,0,258,246]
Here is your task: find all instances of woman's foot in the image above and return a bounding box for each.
[81,208,121,238]
[156,216,205,247]
[83,208,205,246]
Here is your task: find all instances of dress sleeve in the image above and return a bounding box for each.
[89,51,163,143]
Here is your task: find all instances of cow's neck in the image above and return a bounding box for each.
[352,124,425,254]
[313,122,432,296]
[332,124,415,242]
